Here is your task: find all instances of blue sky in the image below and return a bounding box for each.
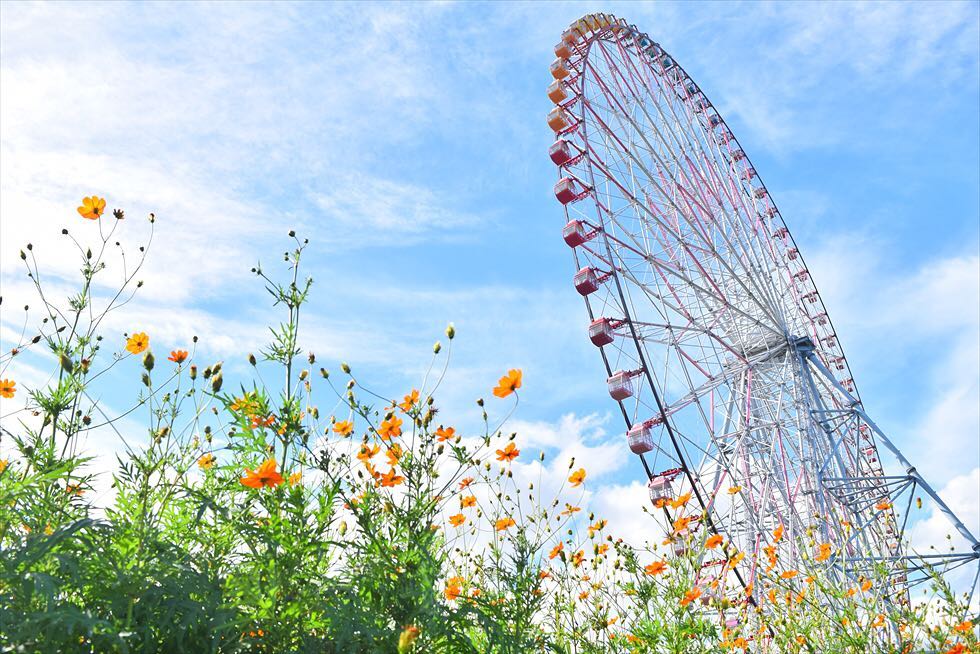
[1,2,978,546]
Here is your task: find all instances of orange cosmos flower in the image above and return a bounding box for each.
[538,570,551,580]
[449,513,466,527]
[444,584,461,601]
[458,477,473,490]
[578,590,589,600]
[952,620,973,634]
[729,550,745,567]
[679,587,702,607]
[644,560,667,576]
[860,579,872,592]
[333,420,354,436]
[0,459,8,474]
[495,517,516,532]
[772,524,784,542]
[672,515,692,534]
[398,389,420,412]
[251,415,275,429]
[727,485,741,494]
[945,645,966,654]
[0,379,15,399]
[77,196,106,219]
[596,541,609,554]
[288,471,302,486]
[357,444,380,462]
[816,542,832,562]
[549,542,564,559]
[571,550,585,567]
[379,468,405,487]
[240,458,284,489]
[168,350,188,364]
[568,468,587,487]
[125,332,149,354]
[706,534,724,549]
[386,443,404,466]
[492,369,522,398]
[587,519,607,537]
[378,415,403,440]
[669,492,692,509]
[435,426,456,442]
[495,442,520,462]
[560,503,581,516]
[781,570,799,579]
[460,495,477,508]
[876,500,892,511]
[66,484,84,496]
[198,453,216,470]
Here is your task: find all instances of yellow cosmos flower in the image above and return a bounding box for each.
[125,332,149,355]
[0,379,16,398]
[77,196,106,220]
[333,420,354,436]
[495,517,516,532]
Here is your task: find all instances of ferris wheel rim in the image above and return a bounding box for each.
[550,11,904,602]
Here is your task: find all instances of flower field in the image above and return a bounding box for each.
[0,200,976,653]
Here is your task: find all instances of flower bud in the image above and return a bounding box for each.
[446,323,455,340]
[320,368,329,378]
[59,351,74,373]
[143,350,155,372]
[141,372,151,387]
[190,365,198,380]
[211,373,223,393]
[341,362,351,374]
[248,353,257,366]
[398,625,420,653]
[433,341,441,354]
[308,352,315,364]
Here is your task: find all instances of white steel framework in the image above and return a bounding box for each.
[547,12,980,639]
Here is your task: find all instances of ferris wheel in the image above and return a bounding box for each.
[547,12,979,629]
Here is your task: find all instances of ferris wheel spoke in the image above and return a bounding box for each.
[580,97,789,337]
[583,141,786,339]
[596,36,792,322]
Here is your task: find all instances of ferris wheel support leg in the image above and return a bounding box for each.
[804,351,980,554]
